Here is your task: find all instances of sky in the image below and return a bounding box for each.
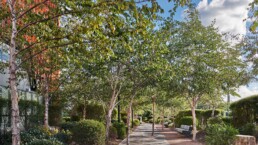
[158,0,257,102]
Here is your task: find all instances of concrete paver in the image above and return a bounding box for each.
[119,123,169,145]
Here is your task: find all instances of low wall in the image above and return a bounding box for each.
[234,135,256,145]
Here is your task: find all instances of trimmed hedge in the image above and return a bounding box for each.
[230,95,258,127]
[71,120,105,145]
[26,139,63,145]
[113,122,126,139]
[178,116,198,126]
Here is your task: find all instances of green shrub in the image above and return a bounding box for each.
[239,123,256,135]
[205,123,238,145]
[207,117,223,125]
[133,119,140,126]
[26,139,63,145]
[25,127,49,139]
[62,117,71,122]
[71,120,105,145]
[178,116,197,126]
[70,115,80,122]
[54,130,72,144]
[122,116,127,124]
[230,95,258,127]
[60,122,76,131]
[222,117,232,125]
[113,122,126,139]
[0,132,12,145]
[109,126,118,139]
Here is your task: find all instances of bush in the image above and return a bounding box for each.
[222,117,232,125]
[26,139,63,145]
[113,122,126,139]
[239,123,256,135]
[133,119,140,126]
[71,120,105,145]
[178,116,197,126]
[70,115,80,122]
[0,132,12,145]
[109,126,118,140]
[207,117,223,125]
[205,123,238,145]
[60,122,76,131]
[54,130,72,144]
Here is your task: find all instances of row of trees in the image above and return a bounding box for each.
[0,0,257,144]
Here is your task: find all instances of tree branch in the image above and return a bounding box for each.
[17,0,49,20]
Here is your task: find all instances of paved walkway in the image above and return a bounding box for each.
[119,123,169,145]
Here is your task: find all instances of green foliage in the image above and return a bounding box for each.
[113,122,126,139]
[60,122,76,131]
[178,116,197,126]
[207,117,223,125]
[77,102,106,122]
[230,95,258,127]
[109,126,118,140]
[53,130,72,144]
[26,139,63,145]
[205,124,238,145]
[239,123,256,135]
[142,110,153,122]
[175,110,202,127]
[71,120,105,145]
[221,117,233,125]
[133,119,140,126]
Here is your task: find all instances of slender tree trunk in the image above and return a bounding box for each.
[152,97,155,136]
[118,96,121,122]
[191,98,197,141]
[126,94,136,145]
[211,106,215,117]
[8,1,21,144]
[162,106,164,130]
[82,99,86,120]
[105,91,118,144]
[43,77,49,128]
[126,104,131,145]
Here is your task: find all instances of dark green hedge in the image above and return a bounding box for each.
[230,95,258,127]
[71,120,105,145]
[175,109,223,127]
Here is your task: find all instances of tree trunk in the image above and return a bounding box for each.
[8,1,21,144]
[211,107,215,117]
[162,106,164,131]
[44,94,49,128]
[82,99,86,120]
[105,109,112,145]
[191,98,197,141]
[43,77,49,128]
[152,98,155,136]
[105,92,118,144]
[126,105,131,145]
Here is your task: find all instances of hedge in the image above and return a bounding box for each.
[175,109,223,128]
[113,122,126,139]
[71,120,105,145]
[178,116,198,127]
[230,95,258,127]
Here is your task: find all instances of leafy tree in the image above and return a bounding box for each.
[166,9,246,140]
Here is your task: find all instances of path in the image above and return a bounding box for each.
[119,123,203,145]
[119,123,169,145]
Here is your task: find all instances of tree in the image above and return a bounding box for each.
[166,10,246,140]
